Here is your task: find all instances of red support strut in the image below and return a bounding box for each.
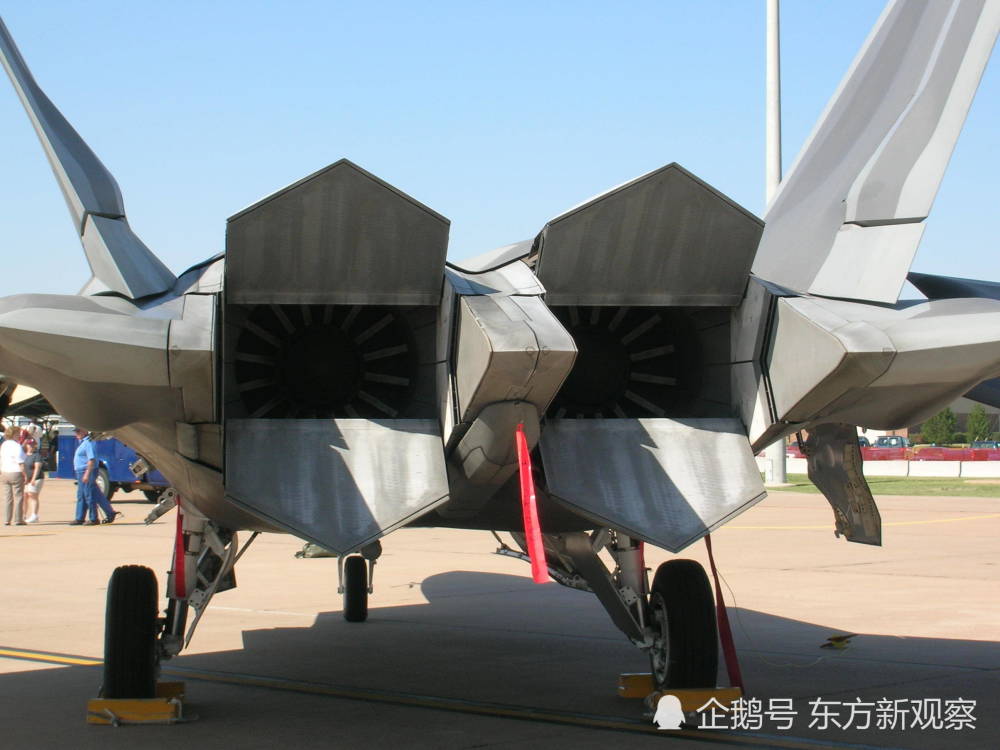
[173,501,187,599]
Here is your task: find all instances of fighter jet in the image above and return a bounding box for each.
[0,0,997,700]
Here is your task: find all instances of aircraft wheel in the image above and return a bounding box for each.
[95,466,115,501]
[647,559,718,689]
[103,565,159,698]
[343,555,368,622]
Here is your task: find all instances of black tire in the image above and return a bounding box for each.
[103,565,159,698]
[143,488,163,503]
[648,559,718,689]
[343,555,368,622]
[96,466,116,501]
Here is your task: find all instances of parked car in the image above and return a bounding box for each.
[873,435,910,448]
[858,436,871,447]
[785,441,806,458]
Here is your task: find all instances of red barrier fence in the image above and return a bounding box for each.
[786,445,1000,461]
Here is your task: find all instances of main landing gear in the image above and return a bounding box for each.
[103,565,159,699]
[647,559,718,688]
[498,529,718,689]
[99,497,253,699]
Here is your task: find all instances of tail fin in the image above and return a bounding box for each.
[752,0,999,303]
[0,17,175,299]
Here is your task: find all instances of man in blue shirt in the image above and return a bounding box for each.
[69,427,121,525]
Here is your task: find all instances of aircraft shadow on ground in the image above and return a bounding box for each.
[2,570,996,745]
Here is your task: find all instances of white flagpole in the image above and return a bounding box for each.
[764,0,788,485]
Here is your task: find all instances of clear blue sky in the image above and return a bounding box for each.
[0,1,996,297]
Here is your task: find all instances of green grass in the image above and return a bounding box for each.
[767,473,1000,497]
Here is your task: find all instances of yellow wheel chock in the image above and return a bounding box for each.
[618,673,743,712]
[86,682,191,726]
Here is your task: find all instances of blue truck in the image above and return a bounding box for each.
[54,424,169,501]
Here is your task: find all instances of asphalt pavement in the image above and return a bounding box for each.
[1,479,997,749]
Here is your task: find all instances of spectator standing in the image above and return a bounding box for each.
[22,438,44,523]
[70,427,121,525]
[1,424,27,525]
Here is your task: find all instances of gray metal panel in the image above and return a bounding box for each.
[0,19,175,299]
[534,163,762,306]
[454,295,576,420]
[539,418,766,552]
[437,281,458,443]
[168,294,216,423]
[767,298,894,423]
[195,423,223,470]
[752,0,999,303]
[0,293,182,432]
[79,214,177,300]
[766,295,1000,430]
[0,293,170,387]
[452,240,534,272]
[226,160,449,305]
[445,262,544,296]
[225,418,449,554]
[804,423,882,546]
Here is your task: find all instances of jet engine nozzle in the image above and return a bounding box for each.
[221,160,452,554]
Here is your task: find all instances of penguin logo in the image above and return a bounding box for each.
[653,694,685,730]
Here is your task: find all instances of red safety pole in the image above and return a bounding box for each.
[515,423,550,583]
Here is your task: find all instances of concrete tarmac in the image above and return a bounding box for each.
[1,479,997,749]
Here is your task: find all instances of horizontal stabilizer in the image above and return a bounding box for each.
[539,418,766,552]
[225,418,449,554]
[753,0,999,303]
[908,271,1000,300]
[0,18,175,299]
[905,272,1000,410]
[965,378,1000,409]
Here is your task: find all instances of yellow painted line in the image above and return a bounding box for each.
[729,513,1000,530]
[0,647,100,666]
[0,646,887,749]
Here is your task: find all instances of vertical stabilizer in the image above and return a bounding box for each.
[0,17,175,299]
[752,0,999,303]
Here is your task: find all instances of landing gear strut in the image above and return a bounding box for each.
[500,529,720,689]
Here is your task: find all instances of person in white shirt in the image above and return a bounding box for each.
[1,424,27,525]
